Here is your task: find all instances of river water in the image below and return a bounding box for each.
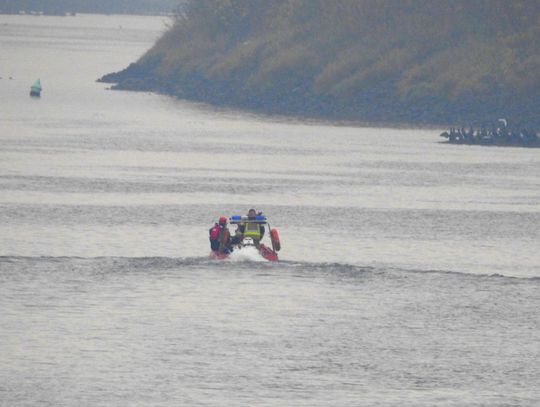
[1,14,539,407]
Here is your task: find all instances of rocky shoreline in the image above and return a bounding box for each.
[440,121,539,148]
[98,63,383,122]
[101,69,540,147]
[98,64,540,133]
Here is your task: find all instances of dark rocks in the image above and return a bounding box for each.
[98,62,540,130]
[440,121,540,147]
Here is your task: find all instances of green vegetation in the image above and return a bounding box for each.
[101,0,540,126]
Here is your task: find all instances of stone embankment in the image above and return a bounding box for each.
[440,121,539,147]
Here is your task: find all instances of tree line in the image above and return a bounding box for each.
[0,0,181,15]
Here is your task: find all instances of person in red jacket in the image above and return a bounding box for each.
[209,216,230,253]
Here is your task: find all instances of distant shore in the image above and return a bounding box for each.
[0,0,179,16]
[99,64,538,132]
[98,1,540,130]
[0,10,172,16]
[98,67,441,130]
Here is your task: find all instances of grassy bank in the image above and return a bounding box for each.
[100,0,540,127]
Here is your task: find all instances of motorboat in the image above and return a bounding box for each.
[209,215,280,262]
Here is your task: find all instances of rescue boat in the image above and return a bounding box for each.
[209,215,281,262]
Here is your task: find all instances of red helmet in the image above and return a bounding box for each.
[218,216,227,225]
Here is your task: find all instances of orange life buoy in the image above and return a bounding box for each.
[270,228,281,252]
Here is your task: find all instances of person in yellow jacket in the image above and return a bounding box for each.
[237,208,265,245]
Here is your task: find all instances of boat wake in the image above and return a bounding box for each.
[227,246,267,263]
[0,255,537,281]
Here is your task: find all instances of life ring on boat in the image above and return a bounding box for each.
[270,228,281,252]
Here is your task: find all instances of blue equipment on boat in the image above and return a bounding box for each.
[229,215,267,224]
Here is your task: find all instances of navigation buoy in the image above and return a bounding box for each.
[30,79,42,97]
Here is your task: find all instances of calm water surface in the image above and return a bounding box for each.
[1,14,539,406]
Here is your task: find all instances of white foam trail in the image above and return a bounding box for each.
[228,246,266,262]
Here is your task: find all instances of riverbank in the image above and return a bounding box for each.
[99,1,540,128]
[98,66,440,130]
[100,62,540,130]
[440,123,540,148]
[0,0,179,15]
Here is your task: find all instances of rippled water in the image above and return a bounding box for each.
[1,14,539,406]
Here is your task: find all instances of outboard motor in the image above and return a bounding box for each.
[242,237,256,247]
